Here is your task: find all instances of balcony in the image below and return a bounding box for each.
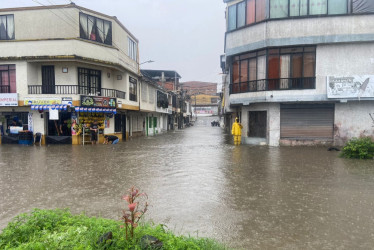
[230,77,316,94]
[28,85,126,99]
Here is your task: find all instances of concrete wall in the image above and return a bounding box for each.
[241,103,280,146]
[334,101,374,145]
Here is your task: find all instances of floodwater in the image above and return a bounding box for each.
[1,117,374,249]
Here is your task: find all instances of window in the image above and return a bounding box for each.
[129,76,137,101]
[328,0,347,14]
[128,38,137,61]
[309,0,327,15]
[231,47,315,94]
[0,15,14,40]
[228,5,237,31]
[157,91,168,108]
[0,65,16,93]
[227,0,369,31]
[237,1,246,28]
[78,68,101,95]
[79,13,112,45]
[270,0,289,18]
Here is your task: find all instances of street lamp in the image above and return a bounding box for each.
[139,60,155,65]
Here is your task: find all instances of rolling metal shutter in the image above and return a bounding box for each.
[280,104,334,140]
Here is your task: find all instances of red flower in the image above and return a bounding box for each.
[128,203,137,212]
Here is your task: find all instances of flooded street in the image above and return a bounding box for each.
[1,116,374,249]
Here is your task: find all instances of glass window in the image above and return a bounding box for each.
[0,15,15,40]
[270,0,289,18]
[256,0,266,21]
[240,60,248,83]
[328,0,347,14]
[232,61,240,83]
[129,76,137,102]
[247,0,256,24]
[228,5,237,31]
[128,38,137,61]
[290,0,308,16]
[309,0,327,15]
[303,53,315,77]
[237,1,246,28]
[0,65,16,93]
[79,13,112,45]
[78,68,101,95]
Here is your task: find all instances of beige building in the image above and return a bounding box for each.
[222,0,374,146]
[0,3,141,144]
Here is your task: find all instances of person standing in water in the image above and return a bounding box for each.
[231,117,243,145]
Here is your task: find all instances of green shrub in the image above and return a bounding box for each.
[0,209,227,250]
[340,137,374,159]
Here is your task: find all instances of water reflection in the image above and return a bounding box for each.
[1,117,374,249]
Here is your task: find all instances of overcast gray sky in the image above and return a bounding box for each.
[1,0,226,84]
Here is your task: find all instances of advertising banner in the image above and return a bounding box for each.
[80,96,116,108]
[24,97,61,106]
[327,76,374,99]
[28,113,33,132]
[0,93,18,106]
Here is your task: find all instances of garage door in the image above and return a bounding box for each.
[280,104,334,140]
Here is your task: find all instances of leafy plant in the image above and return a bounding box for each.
[121,186,148,240]
[340,137,374,159]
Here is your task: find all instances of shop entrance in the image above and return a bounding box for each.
[45,112,72,144]
[248,111,267,138]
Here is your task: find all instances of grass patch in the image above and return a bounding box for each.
[0,209,227,249]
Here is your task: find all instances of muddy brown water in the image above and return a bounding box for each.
[1,117,374,249]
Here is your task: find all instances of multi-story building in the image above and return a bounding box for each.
[222,0,374,146]
[140,69,191,129]
[0,3,140,144]
[140,70,171,135]
[180,81,218,96]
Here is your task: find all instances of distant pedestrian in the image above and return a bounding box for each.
[104,135,119,144]
[90,120,99,145]
[231,117,243,145]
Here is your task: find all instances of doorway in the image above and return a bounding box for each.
[248,111,267,138]
[42,66,55,94]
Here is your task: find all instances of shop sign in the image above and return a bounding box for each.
[80,96,116,108]
[0,93,18,106]
[49,108,59,120]
[117,100,122,108]
[24,97,61,106]
[62,97,73,106]
[327,76,374,99]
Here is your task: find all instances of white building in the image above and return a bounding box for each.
[140,70,171,136]
[222,0,374,146]
[0,4,140,144]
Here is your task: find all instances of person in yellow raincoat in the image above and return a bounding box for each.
[231,117,243,145]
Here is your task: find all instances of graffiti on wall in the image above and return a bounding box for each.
[327,76,374,99]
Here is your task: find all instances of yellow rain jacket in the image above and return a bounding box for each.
[231,121,243,136]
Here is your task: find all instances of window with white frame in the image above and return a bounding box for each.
[128,38,137,61]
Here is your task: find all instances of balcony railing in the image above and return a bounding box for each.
[28,85,126,99]
[230,77,316,94]
[0,85,10,93]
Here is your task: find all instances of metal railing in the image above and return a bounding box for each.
[230,77,316,94]
[0,85,10,93]
[28,85,126,99]
[101,88,126,99]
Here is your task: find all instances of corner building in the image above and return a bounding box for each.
[0,4,140,145]
[223,0,374,146]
